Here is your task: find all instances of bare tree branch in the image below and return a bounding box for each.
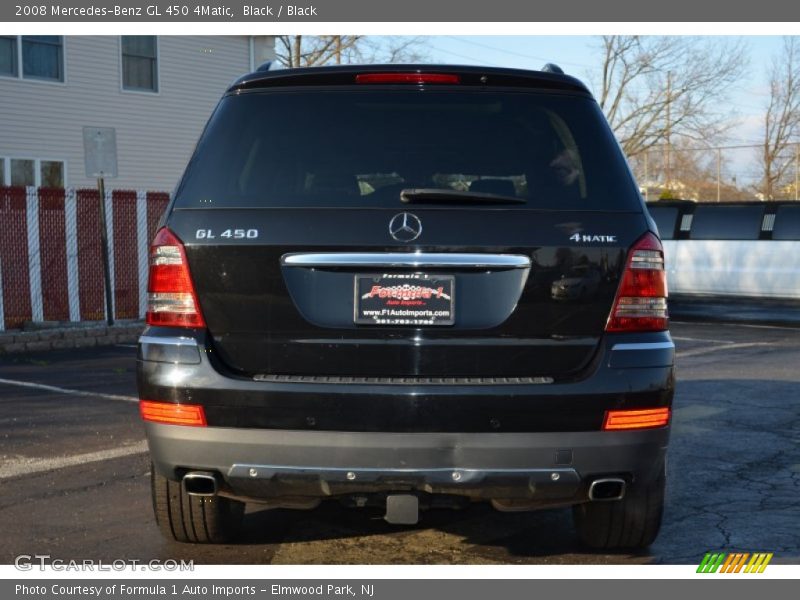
[757,37,800,200]
[275,36,428,68]
[591,36,747,158]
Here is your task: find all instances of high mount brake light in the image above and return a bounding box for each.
[355,73,461,85]
[605,232,668,333]
[146,227,206,328]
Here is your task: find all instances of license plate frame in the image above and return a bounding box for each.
[354,273,455,326]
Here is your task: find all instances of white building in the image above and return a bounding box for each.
[0,35,275,191]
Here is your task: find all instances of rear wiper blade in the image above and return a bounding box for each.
[400,188,526,205]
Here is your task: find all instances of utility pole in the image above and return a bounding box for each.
[293,35,302,67]
[795,143,799,201]
[335,35,342,64]
[664,71,672,195]
[717,147,722,202]
[643,151,649,201]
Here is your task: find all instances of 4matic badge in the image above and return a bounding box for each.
[569,233,618,243]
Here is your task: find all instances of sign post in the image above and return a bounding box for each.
[83,126,118,326]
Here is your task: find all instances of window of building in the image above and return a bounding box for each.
[121,36,158,92]
[1,157,66,188]
[10,159,35,186]
[21,36,64,82]
[40,160,65,188]
[0,35,18,77]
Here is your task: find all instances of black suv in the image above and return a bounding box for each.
[138,64,674,549]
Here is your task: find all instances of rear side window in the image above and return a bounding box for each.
[647,206,679,240]
[772,205,800,240]
[689,205,765,240]
[174,89,640,211]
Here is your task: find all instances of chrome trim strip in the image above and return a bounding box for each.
[281,252,531,269]
[138,336,197,347]
[611,342,675,351]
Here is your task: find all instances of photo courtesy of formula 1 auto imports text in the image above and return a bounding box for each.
[1,0,799,598]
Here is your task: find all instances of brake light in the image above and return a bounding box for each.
[355,73,461,85]
[605,232,668,332]
[139,400,207,427]
[603,407,671,430]
[146,227,206,328]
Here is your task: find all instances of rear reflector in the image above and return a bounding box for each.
[355,73,461,85]
[146,227,206,328]
[139,400,207,427]
[606,232,668,332]
[603,407,671,431]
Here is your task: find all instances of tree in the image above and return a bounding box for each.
[593,36,747,159]
[275,36,427,68]
[758,37,800,200]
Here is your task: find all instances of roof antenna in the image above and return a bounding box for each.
[256,61,282,72]
[541,63,564,74]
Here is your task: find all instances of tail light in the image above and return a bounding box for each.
[140,400,207,427]
[603,407,671,430]
[146,227,206,328]
[605,232,668,332]
[355,73,461,84]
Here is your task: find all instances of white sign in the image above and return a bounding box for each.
[83,126,118,178]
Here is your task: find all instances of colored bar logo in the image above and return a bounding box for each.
[697,552,773,573]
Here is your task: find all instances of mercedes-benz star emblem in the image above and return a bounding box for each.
[388,212,422,242]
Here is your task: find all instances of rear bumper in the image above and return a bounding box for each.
[137,328,675,433]
[146,423,669,505]
[139,327,674,504]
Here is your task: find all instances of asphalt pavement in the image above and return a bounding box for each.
[1,321,798,565]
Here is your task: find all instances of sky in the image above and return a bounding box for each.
[421,36,789,186]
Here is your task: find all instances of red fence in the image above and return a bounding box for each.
[0,186,170,331]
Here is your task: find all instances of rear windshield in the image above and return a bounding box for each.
[174,89,640,211]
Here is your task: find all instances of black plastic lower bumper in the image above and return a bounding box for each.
[146,423,669,504]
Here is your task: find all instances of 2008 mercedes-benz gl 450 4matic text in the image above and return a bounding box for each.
[137,63,674,549]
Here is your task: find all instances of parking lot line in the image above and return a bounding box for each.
[672,336,733,344]
[676,342,774,358]
[0,441,148,480]
[0,377,137,403]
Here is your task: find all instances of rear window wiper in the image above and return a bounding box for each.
[400,188,527,205]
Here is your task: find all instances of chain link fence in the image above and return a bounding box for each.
[630,143,800,202]
[0,186,169,331]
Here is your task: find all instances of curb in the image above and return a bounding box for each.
[0,323,144,355]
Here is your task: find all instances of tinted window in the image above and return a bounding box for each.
[175,90,639,211]
[689,205,764,240]
[772,205,800,240]
[647,206,678,240]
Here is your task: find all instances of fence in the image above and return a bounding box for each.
[0,186,170,331]
[631,143,800,202]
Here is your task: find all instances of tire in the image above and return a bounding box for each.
[572,469,665,550]
[150,466,244,544]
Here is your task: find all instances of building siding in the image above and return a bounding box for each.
[0,35,257,191]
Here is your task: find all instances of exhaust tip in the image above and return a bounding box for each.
[588,478,626,501]
[182,471,219,496]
